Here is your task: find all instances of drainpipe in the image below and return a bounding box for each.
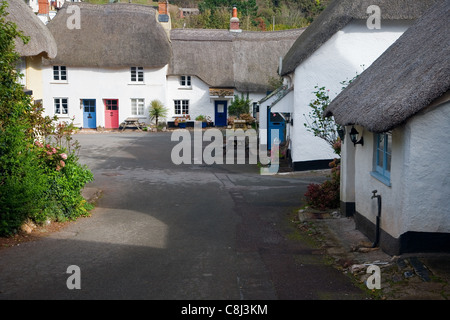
[371,190,382,248]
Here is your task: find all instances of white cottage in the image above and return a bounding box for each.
[167,11,303,127]
[325,0,450,255]
[264,0,441,171]
[41,3,171,129]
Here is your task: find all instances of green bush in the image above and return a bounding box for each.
[0,3,94,236]
[228,94,251,118]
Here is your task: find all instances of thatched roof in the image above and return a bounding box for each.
[44,3,171,68]
[168,28,304,92]
[4,0,57,59]
[324,0,450,133]
[281,0,442,76]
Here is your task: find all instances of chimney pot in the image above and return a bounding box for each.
[38,0,49,14]
[230,6,241,32]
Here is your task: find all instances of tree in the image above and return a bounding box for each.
[228,94,251,117]
[149,99,168,126]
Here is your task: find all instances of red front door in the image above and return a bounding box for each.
[104,99,119,129]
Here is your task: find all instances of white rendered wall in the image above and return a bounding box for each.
[291,20,411,163]
[354,126,406,239]
[166,75,213,121]
[42,65,167,127]
[401,102,450,234]
[166,75,266,124]
[353,101,450,239]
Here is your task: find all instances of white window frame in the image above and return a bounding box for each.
[131,98,145,116]
[179,75,192,88]
[54,98,68,116]
[131,67,144,83]
[174,100,189,115]
[53,66,67,82]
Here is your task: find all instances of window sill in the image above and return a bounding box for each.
[128,82,146,85]
[370,171,391,187]
[178,86,192,90]
[50,81,68,84]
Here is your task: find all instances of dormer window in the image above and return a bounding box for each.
[131,67,144,82]
[53,66,67,81]
[179,75,191,88]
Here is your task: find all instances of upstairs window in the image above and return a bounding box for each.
[53,66,67,81]
[131,67,144,82]
[371,132,392,186]
[179,75,191,87]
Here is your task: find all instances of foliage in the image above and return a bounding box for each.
[303,86,341,149]
[170,0,330,31]
[304,158,340,210]
[195,114,207,122]
[302,75,359,211]
[149,99,168,126]
[228,94,251,118]
[0,3,93,236]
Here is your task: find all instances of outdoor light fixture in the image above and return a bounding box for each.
[350,126,364,146]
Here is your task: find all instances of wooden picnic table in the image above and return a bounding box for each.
[121,117,146,131]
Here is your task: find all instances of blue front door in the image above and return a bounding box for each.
[83,99,96,129]
[215,100,227,127]
[267,110,286,150]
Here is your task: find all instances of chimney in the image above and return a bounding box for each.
[38,0,49,14]
[158,1,168,15]
[230,6,241,33]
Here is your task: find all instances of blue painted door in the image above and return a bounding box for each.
[214,100,227,127]
[83,99,96,129]
[267,111,285,150]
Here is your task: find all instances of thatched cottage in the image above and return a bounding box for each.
[325,0,450,254]
[6,0,57,99]
[263,0,442,171]
[41,2,171,129]
[167,27,303,126]
[39,2,303,129]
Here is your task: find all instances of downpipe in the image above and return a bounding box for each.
[371,190,382,248]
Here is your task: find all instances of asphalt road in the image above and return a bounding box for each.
[0,131,368,301]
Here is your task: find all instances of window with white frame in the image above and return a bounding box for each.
[131,67,144,82]
[174,100,189,115]
[54,98,68,115]
[53,66,67,81]
[131,98,145,116]
[371,132,392,185]
[179,75,191,87]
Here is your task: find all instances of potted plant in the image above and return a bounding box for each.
[195,115,207,128]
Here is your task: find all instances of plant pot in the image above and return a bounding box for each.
[178,122,186,128]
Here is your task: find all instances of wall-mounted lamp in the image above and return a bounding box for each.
[350,126,364,146]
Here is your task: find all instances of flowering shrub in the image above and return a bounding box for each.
[0,7,94,235]
[304,153,341,210]
[304,180,339,211]
[35,141,67,171]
